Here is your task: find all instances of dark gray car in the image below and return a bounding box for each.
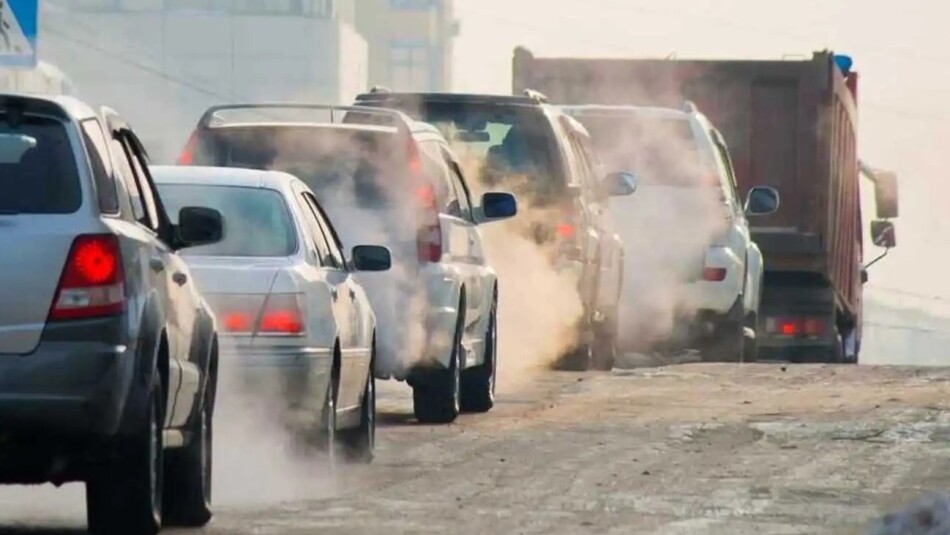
[0,94,224,535]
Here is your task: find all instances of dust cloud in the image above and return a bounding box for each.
[572,110,728,353]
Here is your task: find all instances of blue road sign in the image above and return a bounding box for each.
[0,0,39,68]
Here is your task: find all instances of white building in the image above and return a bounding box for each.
[40,0,368,162]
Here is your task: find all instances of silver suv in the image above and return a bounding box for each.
[0,94,224,534]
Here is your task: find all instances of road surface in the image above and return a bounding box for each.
[0,361,947,534]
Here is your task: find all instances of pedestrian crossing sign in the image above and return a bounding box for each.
[0,0,38,68]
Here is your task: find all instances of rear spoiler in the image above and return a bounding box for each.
[195,103,417,134]
[0,93,72,123]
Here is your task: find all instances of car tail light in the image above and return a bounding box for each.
[221,311,255,333]
[177,131,199,165]
[48,235,125,321]
[416,182,443,263]
[703,267,727,282]
[406,135,423,177]
[556,223,575,239]
[766,316,827,338]
[258,293,306,336]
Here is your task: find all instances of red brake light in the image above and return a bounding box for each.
[258,294,305,336]
[780,321,798,336]
[556,223,575,239]
[49,235,125,321]
[222,312,254,333]
[177,132,198,165]
[766,316,826,338]
[416,183,443,263]
[703,267,727,282]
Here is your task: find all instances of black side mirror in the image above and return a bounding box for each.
[870,220,896,249]
[479,191,518,222]
[602,172,638,198]
[744,186,780,216]
[177,206,223,249]
[351,245,392,272]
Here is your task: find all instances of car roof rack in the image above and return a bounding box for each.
[369,85,392,94]
[195,103,415,132]
[522,89,549,103]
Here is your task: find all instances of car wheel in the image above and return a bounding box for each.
[340,349,376,463]
[703,307,745,363]
[86,378,163,535]
[461,292,497,413]
[318,374,338,463]
[163,365,214,526]
[591,310,618,371]
[413,298,464,424]
[742,312,759,363]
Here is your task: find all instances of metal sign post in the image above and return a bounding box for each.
[0,0,38,69]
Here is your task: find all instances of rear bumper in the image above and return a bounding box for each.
[683,247,744,315]
[0,340,133,437]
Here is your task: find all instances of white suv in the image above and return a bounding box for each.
[563,103,778,361]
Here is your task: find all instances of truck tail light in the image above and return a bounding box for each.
[48,235,125,321]
[766,316,827,338]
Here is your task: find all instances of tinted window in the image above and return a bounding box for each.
[419,140,460,216]
[0,114,81,214]
[80,120,119,214]
[120,134,161,231]
[158,184,297,257]
[302,192,345,269]
[571,114,712,188]
[110,135,146,222]
[377,101,564,205]
[295,192,336,267]
[204,126,408,210]
[445,156,473,221]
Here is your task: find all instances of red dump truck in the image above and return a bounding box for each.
[513,48,899,362]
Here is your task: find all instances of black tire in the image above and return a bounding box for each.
[742,313,759,363]
[553,316,594,371]
[413,297,464,424]
[591,311,618,371]
[318,372,338,462]
[86,379,163,535]
[340,347,376,463]
[461,292,497,413]
[703,309,745,363]
[163,360,215,527]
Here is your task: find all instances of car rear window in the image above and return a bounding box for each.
[396,102,564,203]
[157,184,297,257]
[0,114,81,214]
[571,114,711,188]
[198,126,409,209]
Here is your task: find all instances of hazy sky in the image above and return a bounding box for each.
[453,0,948,310]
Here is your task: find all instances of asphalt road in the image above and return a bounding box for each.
[0,361,947,535]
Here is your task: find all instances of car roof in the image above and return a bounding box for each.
[150,165,300,192]
[210,122,399,135]
[561,104,692,121]
[0,92,99,122]
[356,91,547,108]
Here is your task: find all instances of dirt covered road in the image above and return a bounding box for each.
[0,363,947,534]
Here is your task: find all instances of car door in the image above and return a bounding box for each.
[298,190,363,411]
[442,148,488,349]
[107,127,185,426]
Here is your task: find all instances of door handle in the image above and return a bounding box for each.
[149,257,166,272]
[172,272,188,286]
[331,288,338,301]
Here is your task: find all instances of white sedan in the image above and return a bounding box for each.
[152,165,391,463]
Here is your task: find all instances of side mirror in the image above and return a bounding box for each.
[177,207,223,248]
[602,172,638,197]
[351,245,392,272]
[870,220,896,249]
[873,171,899,219]
[744,186,780,216]
[477,192,518,222]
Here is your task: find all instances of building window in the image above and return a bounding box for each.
[390,0,437,10]
[390,41,432,92]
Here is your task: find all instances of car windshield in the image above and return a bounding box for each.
[206,126,405,209]
[571,113,712,188]
[157,184,296,257]
[395,101,564,203]
[0,114,81,214]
